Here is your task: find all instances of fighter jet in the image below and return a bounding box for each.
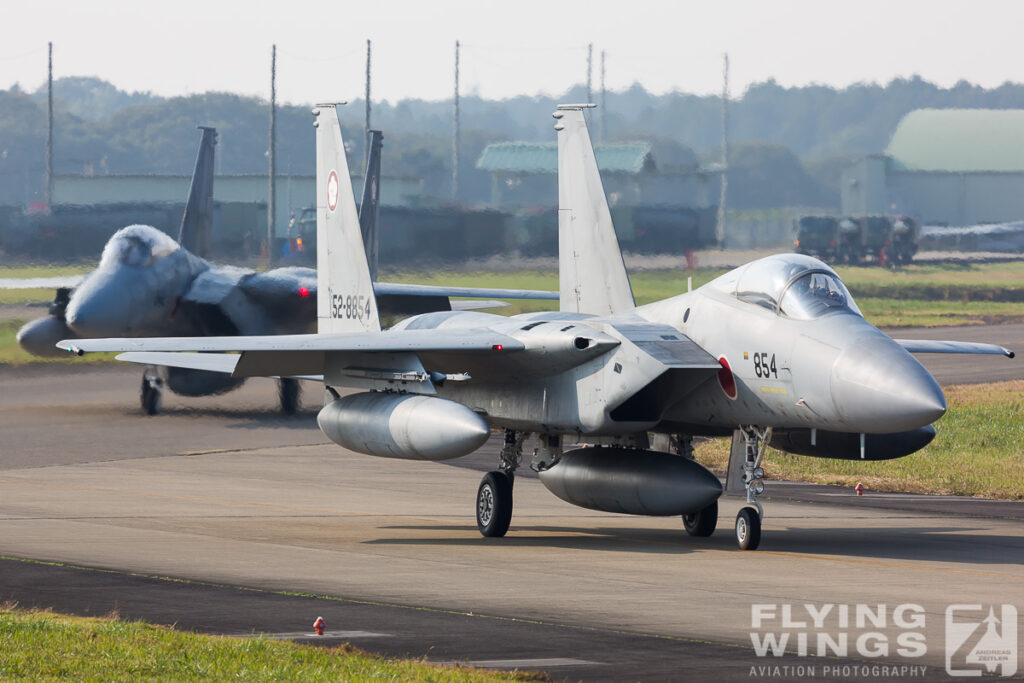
[19,124,557,415]
[62,103,1014,550]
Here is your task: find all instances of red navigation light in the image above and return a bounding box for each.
[298,286,310,298]
[492,344,503,351]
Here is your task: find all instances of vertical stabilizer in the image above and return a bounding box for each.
[359,129,383,281]
[554,104,634,315]
[178,126,216,257]
[314,104,381,334]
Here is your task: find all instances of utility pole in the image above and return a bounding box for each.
[586,43,593,104]
[365,39,372,164]
[267,44,277,265]
[600,49,607,142]
[716,53,729,247]
[451,40,460,202]
[45,41,53,212]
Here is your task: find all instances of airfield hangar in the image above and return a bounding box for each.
[842,108,1024,226]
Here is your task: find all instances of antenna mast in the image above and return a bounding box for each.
[365,39,372,163]
[267,44,277,264]
[586,43,593,104]
[452,40,460,202]
[716,53,729,247]
[45,42,53,212]
[600,49,607,141]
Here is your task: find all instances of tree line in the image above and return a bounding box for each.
[2,75,1024,209]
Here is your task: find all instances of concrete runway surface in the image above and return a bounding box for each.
[0,326,1020,681]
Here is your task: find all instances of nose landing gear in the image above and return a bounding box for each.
[731,426,771,551]
[140,366,164,415]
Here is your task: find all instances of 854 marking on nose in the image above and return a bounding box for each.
[751,352,777,379]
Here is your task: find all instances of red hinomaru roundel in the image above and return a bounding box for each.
[717,356,738,400]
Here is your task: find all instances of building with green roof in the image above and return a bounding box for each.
[842,108,1024,225]
[475,140,715,208]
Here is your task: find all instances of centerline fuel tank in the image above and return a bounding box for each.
[538,446,722,516]
[318,391,489,460]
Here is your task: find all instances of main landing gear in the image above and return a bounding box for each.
[140,367,164,415]
[733,426,771,551]
[476,429,531,537]
[278,378,300,415]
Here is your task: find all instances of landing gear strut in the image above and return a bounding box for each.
[140,367,164,415]
[278,378,300,415]
[476,429,526,538]
[734,426,770,551]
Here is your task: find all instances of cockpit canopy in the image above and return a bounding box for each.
[708,253,862,320]
[98,225,179,270]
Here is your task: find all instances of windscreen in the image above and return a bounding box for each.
[98,226,178,270]
[779,272,860,319]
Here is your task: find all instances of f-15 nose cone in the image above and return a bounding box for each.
[831,335,946,433]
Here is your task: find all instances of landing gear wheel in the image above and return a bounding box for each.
[476,471,513,538]
[278,378,300,415]
[735,507,762,551]
[683,500,718,537]
[140,376,163,416]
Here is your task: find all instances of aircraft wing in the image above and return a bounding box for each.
[0,275,85,289]
[59,329,527,381]
[895,339,1015,358]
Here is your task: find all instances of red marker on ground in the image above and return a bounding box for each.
[313,616,325,636]
[855,482,864,496]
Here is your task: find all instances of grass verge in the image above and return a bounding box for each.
[693,380,1024,500]
[0,320,116,365]
[0,606,540,681]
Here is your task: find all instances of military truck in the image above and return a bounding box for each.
[793,216,840,262]
[794,215,919,266]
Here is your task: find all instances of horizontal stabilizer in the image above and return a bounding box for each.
[116,352,323,382]
[117,352,239,374]
[895,339,1015,358]
[375,282,558,300]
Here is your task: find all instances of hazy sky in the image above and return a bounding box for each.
[2,0,1021,105]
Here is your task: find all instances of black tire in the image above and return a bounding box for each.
[682,500,718,537]
[141,377,163,416]
[735,507,762,551]
[476,471,513,538]
[279,378,300,415]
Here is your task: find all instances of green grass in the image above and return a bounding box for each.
[0,320,116,365]
[693,380,1024,500]
[0,263,94,279]
[855,298,1024,327]
[0,288,54,305]
[0,607,538,682]
[833,261,1024,301]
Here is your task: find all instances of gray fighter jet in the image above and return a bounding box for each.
[62,104,1014,550]
[20,124,557,415]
